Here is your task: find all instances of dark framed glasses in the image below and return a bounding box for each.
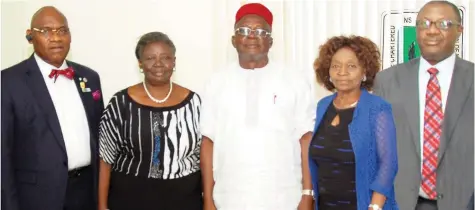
[415,19,460,30]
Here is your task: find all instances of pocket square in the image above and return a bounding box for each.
[92,90,101,101]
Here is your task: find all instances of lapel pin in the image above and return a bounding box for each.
[83,77,88,83]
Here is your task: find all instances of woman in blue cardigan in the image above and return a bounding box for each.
[310,35,398,210]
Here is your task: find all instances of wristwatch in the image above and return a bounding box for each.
[302,189,314,196]
[368,204,382,210]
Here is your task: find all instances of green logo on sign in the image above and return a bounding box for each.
[398,26,421,62]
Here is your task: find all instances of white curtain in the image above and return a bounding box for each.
[236,0,473,99]
[0,0,473,102]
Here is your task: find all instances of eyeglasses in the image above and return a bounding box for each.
[32,27,70,38]
[416,19,460,30]
[235,27,271,37]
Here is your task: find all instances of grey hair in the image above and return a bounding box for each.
[135,31,176,60]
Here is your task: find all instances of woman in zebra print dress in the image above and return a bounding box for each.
[98,32,203,210]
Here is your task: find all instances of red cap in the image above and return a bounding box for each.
[235,3,273,27]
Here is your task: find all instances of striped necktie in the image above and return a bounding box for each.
[421,67,443,199]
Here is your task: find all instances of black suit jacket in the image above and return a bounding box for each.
[1,54,104,210]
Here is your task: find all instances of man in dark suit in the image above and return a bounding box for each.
[1,6,104,210]
[374,1,473,210]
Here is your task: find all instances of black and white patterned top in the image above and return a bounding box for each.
[99,88,202,179]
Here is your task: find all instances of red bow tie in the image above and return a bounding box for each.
[49,67,75,82]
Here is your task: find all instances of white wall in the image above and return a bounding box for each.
[1,0,227,102]
[1,0,473,103]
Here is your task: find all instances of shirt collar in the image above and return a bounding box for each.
[34,53,69,77]
[419,52,456,74]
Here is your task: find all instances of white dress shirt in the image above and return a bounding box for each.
[34,54,91,170]
[201,61,316,210]
[417,53,455,198]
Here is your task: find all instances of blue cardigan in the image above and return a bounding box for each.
[309,90,399,210]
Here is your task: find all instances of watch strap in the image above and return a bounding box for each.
[302,189,313,196]
[368,204,382,210]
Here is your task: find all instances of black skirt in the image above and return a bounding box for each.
[108,171,203,210]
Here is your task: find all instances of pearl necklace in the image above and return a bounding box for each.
[334,100,358,109]
[143,81,173,104]
[347,101,358,107]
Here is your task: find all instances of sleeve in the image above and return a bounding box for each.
[372,71,385,97]
[200,78,217,141]
[468,192,474,210]
[294,73,317,137]
[1,84,20,210]
[369,103,399,197]
[98,95,123,165]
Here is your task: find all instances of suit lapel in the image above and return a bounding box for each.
[400,58,421,159]
[25,56,67,154]
[439,57,473,162]
[68,62,95,132]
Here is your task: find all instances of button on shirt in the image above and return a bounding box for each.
[417,53,455,198]
[34,54,91,170]
[201,62,316,210]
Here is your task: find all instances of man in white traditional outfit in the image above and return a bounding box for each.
[200,3,316,210]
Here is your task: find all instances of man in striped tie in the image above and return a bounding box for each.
[373,1,474,210]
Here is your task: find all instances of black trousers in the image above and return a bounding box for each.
[63,166,95,210]
[415,196,437,210]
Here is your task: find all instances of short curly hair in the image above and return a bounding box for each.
[314,35,381,91]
